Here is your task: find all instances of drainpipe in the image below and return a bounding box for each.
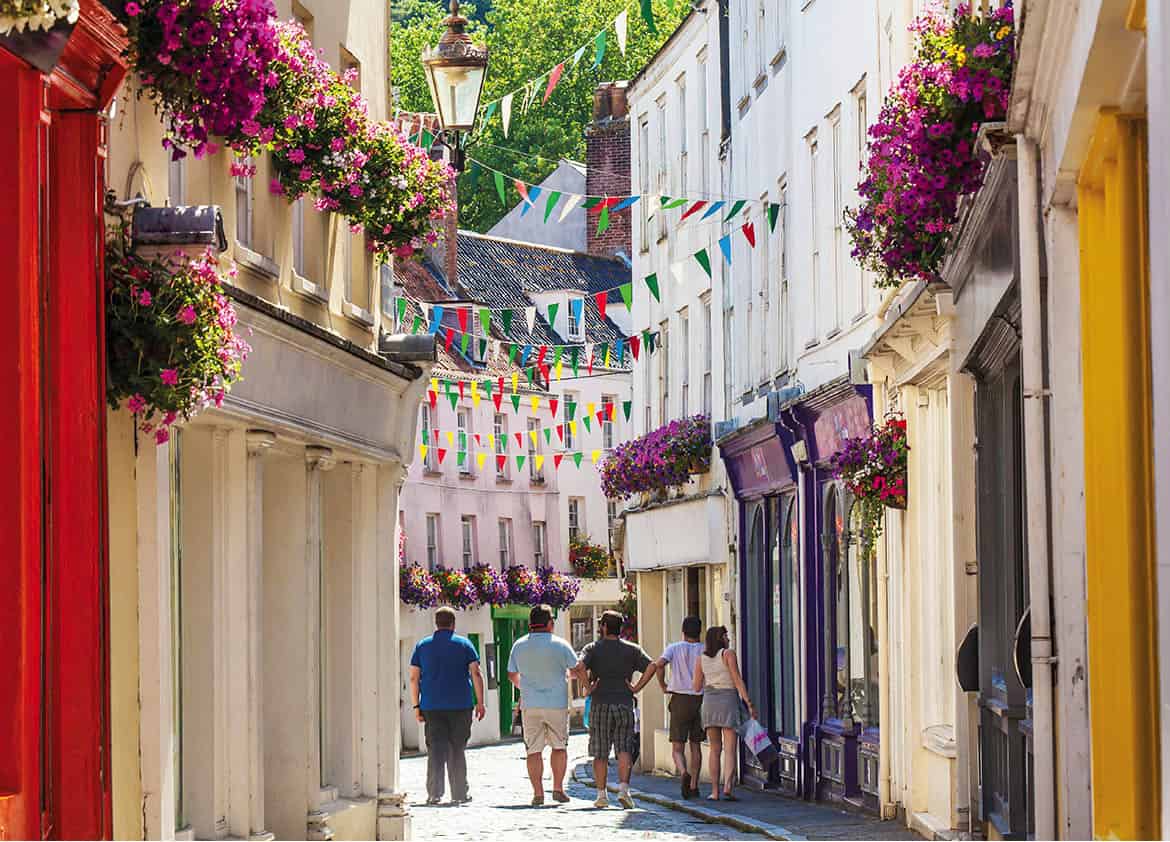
[874,379,895,819]
[1017,135,1056,841]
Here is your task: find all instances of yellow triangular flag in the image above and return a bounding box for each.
[529,428,538,447]
[605,347,612,367]
[530,395,540,412]
[512,372,519,393]
[446,431,455,446]
[487,434,495,449]
[555,360,563,380]
[591,449,601,464]
[569,420,578,436]
[472,391,481,408]
[586,402,596,418]
[420,444,428,460]
[477,452,487,470]
[431,377,439,393]
[535,454,545,471]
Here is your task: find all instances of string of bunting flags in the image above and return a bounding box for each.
[418,392,630,473]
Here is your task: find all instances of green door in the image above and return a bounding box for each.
[492,606,532,738]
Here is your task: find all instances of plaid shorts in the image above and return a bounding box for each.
[588,703,635,759]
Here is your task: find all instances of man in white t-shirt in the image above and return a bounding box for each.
[655,616,705,800]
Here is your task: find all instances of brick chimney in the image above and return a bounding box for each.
[423,146,460,286]
[585,82,632,258]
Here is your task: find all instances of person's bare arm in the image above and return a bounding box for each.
[724,650,756,718]
[629,660,659,694]
[470,662,487,720]
[410,666,424,722]
[654,655,670,692]
[692,656,705,693]
[507,671,522,690]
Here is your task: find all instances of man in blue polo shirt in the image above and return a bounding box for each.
[409,606,486,805]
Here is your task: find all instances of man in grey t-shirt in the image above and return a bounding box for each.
[572,610,657,809]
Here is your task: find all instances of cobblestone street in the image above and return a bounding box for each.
[400,734,765,840]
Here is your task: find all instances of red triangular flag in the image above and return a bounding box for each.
[437,448,447,464]
[588,196,620,213]
[457,380,465,399]
[515,179,531,206]
[537,345,548,365]
[596,410,605,424]
[432,428,439,445]
[549,398,559,418]
[556,424,564,441]
[543,62,564,104]
[538,363,550,382]
[457,307,468,333]
[629,335,641,360]
[475,433,482,446]
[496,454,507,471]
[444,327,455,352]
[493,391,503,411]
[587,351,594,375]
[607,402,616,420]
[595,291,607,321]
[554,453,564,469]
[498,376,505,394]
[742,221,756,247]
[428,390,437,408]
[680,200,708,221]
[514,431,523,448]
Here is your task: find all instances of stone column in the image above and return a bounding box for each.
[304,445,335,839]
[820,525,837,723]
[245,431,277,841]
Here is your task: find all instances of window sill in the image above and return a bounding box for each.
[803,338,820,350]
[736,94,751,112]
[343,300,375,327]
[826,327,842,340]
[770,46,787,68]
[530,477,546,486]
[753,71,768,90]
[458,470,475,479]
[235,243,280,280]
[495,475,512,485]
[423,468,443,478]
[292,271,328,303]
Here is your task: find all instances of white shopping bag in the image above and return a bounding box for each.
[737,717,778,768]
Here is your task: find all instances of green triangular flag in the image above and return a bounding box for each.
[479,338,488,357]
[516,454,526,471]
[572,452,583,468]
[507,344,519,364]
[448,391,459,410]
[412,315,423,334]
[543,427,552,444]
[723,199,747,221]
[494,171,507,206]
[694,248,712,278]
[644,273,660,302]
[483,101,498,124]
[597,206,610,235]
[422,428,429,444]
[622,400,632,421]
[663,198,688,210]
[583,415,592,432]
[468,161,482,192]
[571,347,580,376]
[525,366,534,384]
[421,128,434,150]
[593,30,607,68]
[619,282,633,311]
[460,331,471,355]
[553,346,563,365]
[582,196,603,211]
[547,302,559,327]
[510,394,521,412]
[567,401,577,419]
[396,297,408,324]
[768,202,780,232]
[544,190,562,223]
[457,451,466,466]
[479,307,491,334]
[484,379,493,396]
[640,0,657,33]
[502,309,514,333]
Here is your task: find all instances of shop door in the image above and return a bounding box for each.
[492,610,529,738]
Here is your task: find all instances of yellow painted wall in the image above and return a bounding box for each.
[1078,110,1159,840]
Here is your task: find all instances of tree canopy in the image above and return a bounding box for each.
[390,0,688,232]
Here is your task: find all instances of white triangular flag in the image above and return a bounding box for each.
[670,259,688,285]
[585,342,595,365]
[614,10,628,55]
[402,120,415,141]
[501,93,513,138]
[525,307,537,333]
[558,193,584,223]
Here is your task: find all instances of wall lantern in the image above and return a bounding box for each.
[421,0,488,172]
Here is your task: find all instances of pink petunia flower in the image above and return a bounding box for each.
[160,369,179,386]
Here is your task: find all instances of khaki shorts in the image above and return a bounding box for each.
[521,707,570,754]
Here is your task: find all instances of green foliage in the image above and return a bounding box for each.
[390,0,688,231]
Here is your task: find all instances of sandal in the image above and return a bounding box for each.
[706,794,720,801]
[722,792,739,802]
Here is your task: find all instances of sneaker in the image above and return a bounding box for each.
[593,792,609,808]
[617,790,635,810]
[551,791,570,804]
[452,795,473,805]
[425,797,441,806]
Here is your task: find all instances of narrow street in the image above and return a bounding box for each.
[400,735,764,840]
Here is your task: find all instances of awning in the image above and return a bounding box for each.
[622,491,728,571]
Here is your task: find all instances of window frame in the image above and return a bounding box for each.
[533,521,546,567]
[567,498,583,544]
[497,517,514,568]
[457,407,473,475]
[426,513,440,570]
[460,515,476,569]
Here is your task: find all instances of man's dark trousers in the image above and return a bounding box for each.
[423,708,473,801]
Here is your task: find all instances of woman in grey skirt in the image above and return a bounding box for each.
[692,626,756,801]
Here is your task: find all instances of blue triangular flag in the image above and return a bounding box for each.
[521,345,533,367]
[700,201,726,220]
[571,297,584,325]
[429,305,445,333]
[615,338,625,362]
[612,195,640,213]
[718,235,733,265]
[521,185,543,216]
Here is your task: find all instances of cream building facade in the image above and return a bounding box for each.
[105,1,427,839]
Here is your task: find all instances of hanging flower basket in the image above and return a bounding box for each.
[569,535,612,579]
[504,565,544,606]
[538,567,580,610]
[400,563,441,608]
[600,415,712,499]
[105,224,251,445]
[845,3,1015,288]
[0,1,78,72]
[468,564,509,606]
[433,565,479,610]
[829,416,910,560]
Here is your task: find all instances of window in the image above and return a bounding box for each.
[234,156,253,247]
[679,308,690,417]
[527,417,543,481]
[497,518,513,568]
[292,197,306,276]
[643,349,652,432]
[756,0,767,76]
[606,500,619,554]
[659,320,670,422]
[460,515,476,568]
[421,404,439,472]
[533,521,546,567]
[457,408,472,475]
[168,155,186,206]
[739,0,750,100]
[808,133,820,343]
[426,513,440,570]
[656,97,668,241]
[380,264,395,321]
[697,53,710,192]
[830,109,843,331]
[757,193,770,380]
[494,413,508,478]
[568,498,583,544]
[562,393,577,449]
[853,81,869,319]
[567,297,584,341]
[676,74,687,197]
[701,295,712,415]
[638,115,650,252]
[601,395,616,450]
[770,0,786,60]
[777,180,790,373]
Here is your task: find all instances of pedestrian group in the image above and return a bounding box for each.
[409,606,757,809]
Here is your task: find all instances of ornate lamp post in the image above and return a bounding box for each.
[421,0,488,172]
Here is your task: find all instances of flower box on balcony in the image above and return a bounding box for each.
[600,415,713,500]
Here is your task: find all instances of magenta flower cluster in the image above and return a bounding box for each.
[400,563,443,608]
[504,565,545,606]
[119,0,281,159]
[600,415,713,499]
[399,563,581,610]
[432,566,479,610]
[829,416,910,561]
[537,568,581,610]
[105,223,251,445]
[845,3,1015,288]
[468,564,510,605]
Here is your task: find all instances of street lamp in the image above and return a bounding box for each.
[421,0,488,172]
